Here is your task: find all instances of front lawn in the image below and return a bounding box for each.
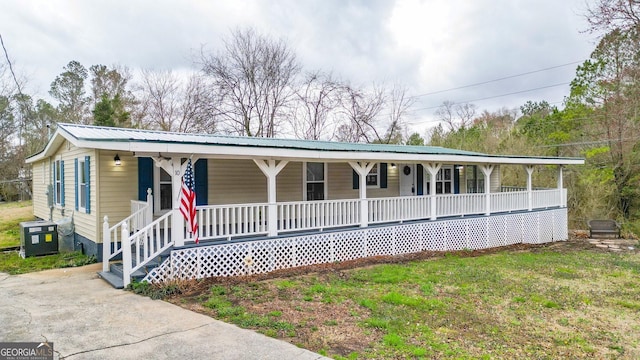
[0,201,96,274]
[171,241,640,359]
[0,200,34,248]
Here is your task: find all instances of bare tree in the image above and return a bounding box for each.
[585,0,640,34]
[336,83,386,143]
[200,27,300,137]
[435,100,477,131]
[381,83,414,144]
[137,69,215,133]
[290,71,342,140]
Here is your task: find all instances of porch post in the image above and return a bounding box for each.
[102,216,110,272]
[348,161,376,227]
[169,158,185,247]
[524,165,534,211]
[480,165,494,216]
[254,159,289,237]
[557,165,564,207]
[422,163,441,220]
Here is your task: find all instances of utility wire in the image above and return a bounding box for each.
[0,33,23,95]
[411,60,584,98]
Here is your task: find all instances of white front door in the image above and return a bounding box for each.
[399,164,415,196]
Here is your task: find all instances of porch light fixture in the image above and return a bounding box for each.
[114,154,121,166]
[391,163,396,168]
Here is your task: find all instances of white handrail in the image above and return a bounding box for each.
[368,196,430,224]
[103,188,152,272]
[124,210,174,287]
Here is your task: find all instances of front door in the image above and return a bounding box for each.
[399,164,415,196]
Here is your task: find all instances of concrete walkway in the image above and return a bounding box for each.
[0,264,328,360]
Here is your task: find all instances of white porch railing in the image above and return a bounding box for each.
[108,187,567,287]
[102,189,153,272]
[196,203,269,240]
[279,199,361,231]
[124,211,174,287]
[532,189,561,209]
[436,193,485,217]
[490,191,528,213]
[368,196,430,224]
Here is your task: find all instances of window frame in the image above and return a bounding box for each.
[366,163,379,188]
[77,158,87,212]
[303,162,328,201]
[53,158,62,206]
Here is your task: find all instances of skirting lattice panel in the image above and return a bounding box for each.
[144,208,568,283]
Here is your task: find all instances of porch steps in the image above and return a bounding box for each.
[98,252,171,289]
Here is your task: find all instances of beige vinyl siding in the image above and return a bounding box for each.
[32,140,98,243]
[209,159,267,204]
[277,162,302,202]
[327,162,399,200]
[32,159,50,221]
[96,150,138,243]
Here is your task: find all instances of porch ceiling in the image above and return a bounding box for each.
[26,123,585,166]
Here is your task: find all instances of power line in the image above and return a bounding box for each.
[406,82,571,125]
[0,33,23,95]
[411,60,584,98]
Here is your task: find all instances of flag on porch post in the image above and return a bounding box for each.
[180,158,199,243]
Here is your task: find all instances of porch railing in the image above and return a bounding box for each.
[436,193,485,217]
[532,189,561,209]
[278,199,361,231]
[368,196,430,224]
[197,203,270,240]
[490,191,528,213]
[102,189,153,272]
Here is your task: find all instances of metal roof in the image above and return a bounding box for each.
[25,123,585,165]
[56,123,484,156]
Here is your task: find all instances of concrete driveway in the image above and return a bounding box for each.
[0,263,327,360]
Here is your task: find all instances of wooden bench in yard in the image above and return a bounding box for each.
[588,219,621,238]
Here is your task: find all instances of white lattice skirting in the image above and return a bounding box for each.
[144,208,568,283]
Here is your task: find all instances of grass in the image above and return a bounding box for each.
[0,200,34,248]
[0,201,96,274]
[180,243,640,359]
[0,251,96,274]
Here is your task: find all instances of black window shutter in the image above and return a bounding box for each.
[352,170,359,189]
[454,165,460,194]
[417,164,424,195]
[194,159,208,206]
[380,163,387,188]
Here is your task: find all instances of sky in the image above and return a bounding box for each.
[0,0,596,135]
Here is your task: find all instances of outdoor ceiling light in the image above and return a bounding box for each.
[114,154,121,166]
[391,163,396,168]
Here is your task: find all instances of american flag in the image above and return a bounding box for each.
[180,158,198,243]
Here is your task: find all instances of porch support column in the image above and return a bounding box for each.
[524,165,535,211]
[480,164,494,216]
[170,158,185,247]
[557,165,564,207]
[254,159,289,237]
[422,163,441,220]
[348,161,376,227]
[152,156,199,247]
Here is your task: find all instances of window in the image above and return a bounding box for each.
[366,164,379,187]
[305,162,325,200]
[54,159,62,205]
[159,168,172,211]
[426,165,454,195]
[465,165,484,193]
[77,159,87,211]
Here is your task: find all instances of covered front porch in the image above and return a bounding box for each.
[101,155,568,287]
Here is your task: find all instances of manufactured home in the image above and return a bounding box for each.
[26,123,584,288]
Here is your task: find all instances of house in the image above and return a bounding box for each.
[26,123,584,288]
